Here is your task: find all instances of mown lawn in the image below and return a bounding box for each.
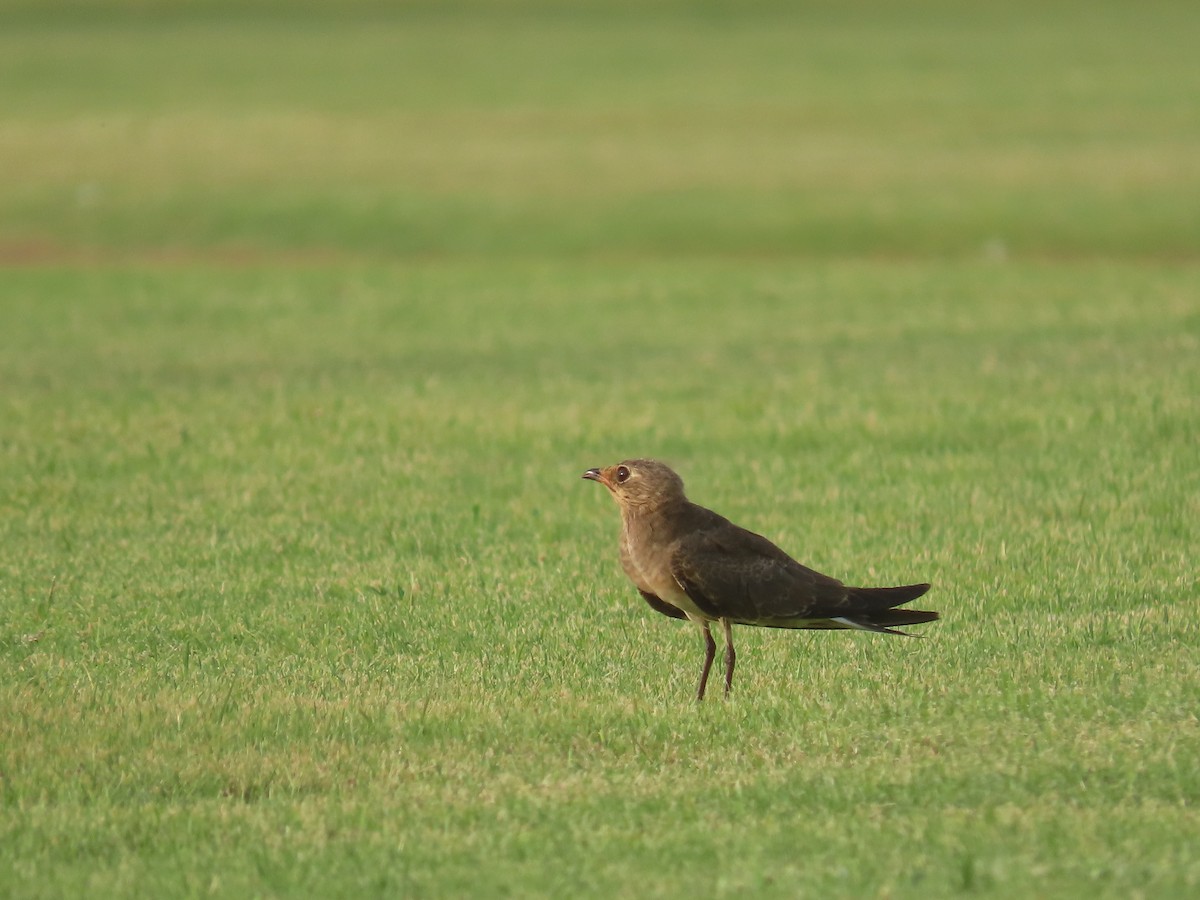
[2,2,1198,897]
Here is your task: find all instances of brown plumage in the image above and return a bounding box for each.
[582,458,938,700]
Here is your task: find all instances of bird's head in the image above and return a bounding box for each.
[582,459,686,513]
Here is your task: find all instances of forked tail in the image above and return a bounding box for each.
[835,583,937,635]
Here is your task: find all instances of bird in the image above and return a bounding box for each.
[582,458,937,700]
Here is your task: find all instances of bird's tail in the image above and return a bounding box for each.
[834,583,937,635]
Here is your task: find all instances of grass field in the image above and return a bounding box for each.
[2,1,1199,897]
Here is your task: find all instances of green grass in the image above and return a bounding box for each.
[3,1,1199,261]
[2,2,1199,897]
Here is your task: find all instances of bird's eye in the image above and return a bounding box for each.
[615,465,631,483]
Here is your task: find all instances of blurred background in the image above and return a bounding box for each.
[3,0,1197,265]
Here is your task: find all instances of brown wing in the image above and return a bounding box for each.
[638,589,687,620]
[669,523,854,625]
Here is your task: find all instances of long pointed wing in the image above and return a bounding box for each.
[669,526,853,624]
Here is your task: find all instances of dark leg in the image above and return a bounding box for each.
[695,622,717,701]
[722,619,736,697]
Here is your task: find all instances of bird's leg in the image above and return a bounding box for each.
[721,618,736,698]
[695,621,716,701]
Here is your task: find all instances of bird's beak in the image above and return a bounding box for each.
[582,467,607,485]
